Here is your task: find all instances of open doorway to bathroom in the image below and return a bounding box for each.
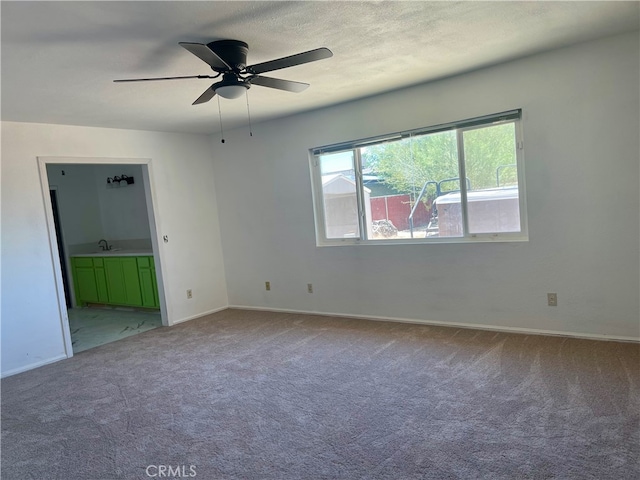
[40,158,167,356]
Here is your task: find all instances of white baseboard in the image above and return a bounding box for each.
[1,354,68,379]
[228,305,640,343]
[170,305,229,326]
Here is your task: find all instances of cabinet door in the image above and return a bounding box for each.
[121,258,142,306]
[93,258,109,303]
[148,257,159,308]
[152,267,159,308]
[74,266,99,304]
[95,267,109,303]
[138,256,159,309]
[138,267,157,308]
[104,258,127,305]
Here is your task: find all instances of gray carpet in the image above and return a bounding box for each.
[2,309,639,479]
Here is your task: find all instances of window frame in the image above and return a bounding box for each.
[309,110,528,246]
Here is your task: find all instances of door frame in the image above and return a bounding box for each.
[37,156,168,359]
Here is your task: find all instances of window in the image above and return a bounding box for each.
[310,110,527,245]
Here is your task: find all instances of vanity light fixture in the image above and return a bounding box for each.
[106,175,135,188]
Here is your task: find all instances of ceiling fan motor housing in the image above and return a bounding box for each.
[207,40,249,72]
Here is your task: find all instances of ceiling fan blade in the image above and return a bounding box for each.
[179,42,231,70]
[114,75,217,83]
[192,85,217,105]
[246,47,333,75]
[249,75,309,93]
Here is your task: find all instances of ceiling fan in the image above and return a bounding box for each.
[114,40,333,104]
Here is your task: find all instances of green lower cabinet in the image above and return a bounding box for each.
[72,255,158,309]
[137,256,159,308]
[151,267,159,308]
[74,265,99,303]
[104,257,142,306]
[104,258,126,305]
[94,267,109,303]
[122,258,143,306]
[72,257,109,305]
[138,268,157,307]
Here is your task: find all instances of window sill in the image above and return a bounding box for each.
[316,234,529,247]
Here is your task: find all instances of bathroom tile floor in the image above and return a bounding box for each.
[68,307,163,353]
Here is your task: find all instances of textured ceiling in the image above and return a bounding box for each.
[2,1,638,134]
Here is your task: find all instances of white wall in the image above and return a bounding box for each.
[47,164,104,245]
[94,164,151,242]
[1,123,229,376]
[212,32,640,340]
[47,163,151,249]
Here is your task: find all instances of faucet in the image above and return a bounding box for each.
[98,239,111,251]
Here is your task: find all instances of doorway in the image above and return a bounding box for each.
[38,157,168,358]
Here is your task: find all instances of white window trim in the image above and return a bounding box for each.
[309,110,528,246]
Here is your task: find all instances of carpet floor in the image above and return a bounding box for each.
[1,309,638,479]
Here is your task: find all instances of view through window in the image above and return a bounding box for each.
[311,110,526,244]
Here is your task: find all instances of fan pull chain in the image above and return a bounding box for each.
[245,90,253,137]
[217,96,225,144]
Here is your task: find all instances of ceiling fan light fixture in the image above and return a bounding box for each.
[215,84,249,99]
[114,40,333,105]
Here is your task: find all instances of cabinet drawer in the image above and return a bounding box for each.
[73,257,94,268]
[137,256,151,268]
[93,257,104,267]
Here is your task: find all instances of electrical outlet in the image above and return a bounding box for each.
[187,289,193,299]
[547,293,557,306]
[307,283,313,294]
[265,281,271,291]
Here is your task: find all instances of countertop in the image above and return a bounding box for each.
[71,249,153,258]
